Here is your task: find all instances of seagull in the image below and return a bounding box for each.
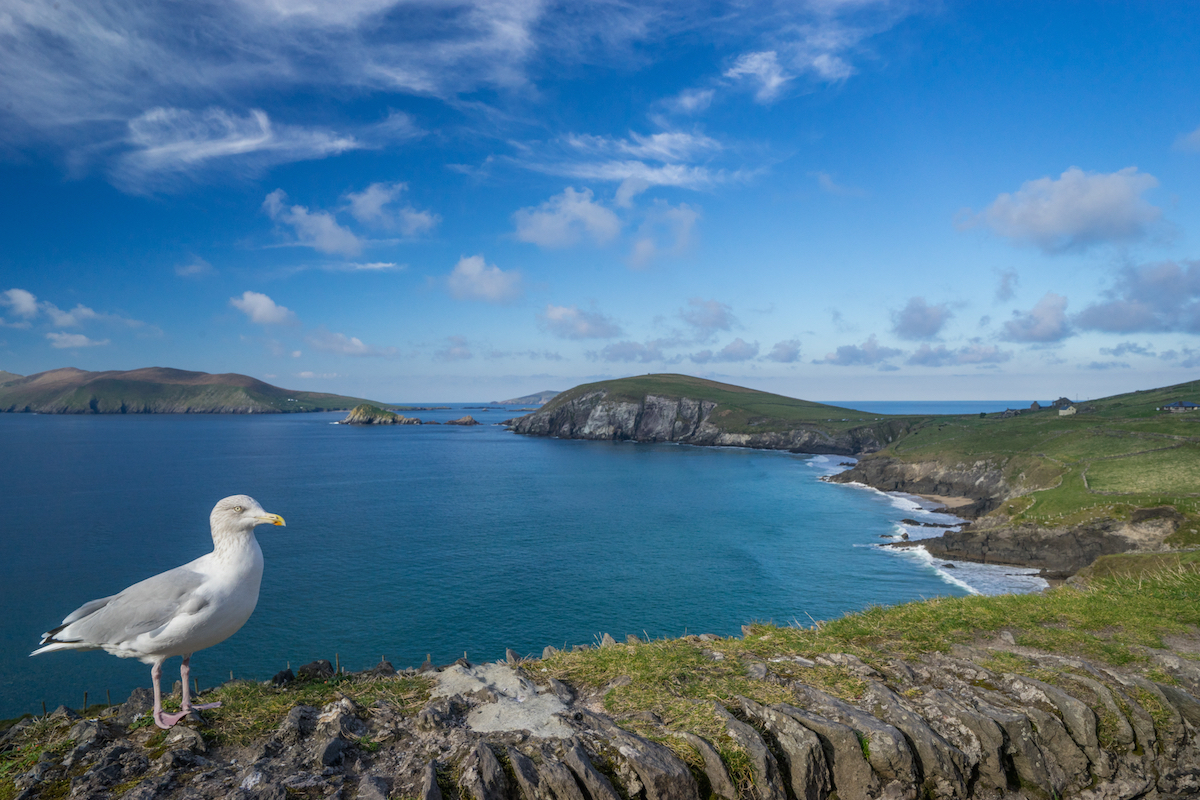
[32,495,285,728]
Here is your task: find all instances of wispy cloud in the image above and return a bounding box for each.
[690,337,759,363]
[46,332,109,348]
[538,304,622,339]
[629,201,699,267]
[906,342,1011,367]
[116,108,359,189]
[306,327,397,357]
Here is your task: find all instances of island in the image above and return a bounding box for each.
[0,367,383,414]
[507,373,1200,578]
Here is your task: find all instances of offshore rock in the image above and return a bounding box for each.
[341,403,422,425]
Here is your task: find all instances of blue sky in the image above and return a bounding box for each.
[2,1,1199,402]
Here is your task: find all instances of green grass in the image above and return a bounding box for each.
[541,373,919,436]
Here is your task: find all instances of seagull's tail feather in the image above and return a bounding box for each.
[30,640,93,657]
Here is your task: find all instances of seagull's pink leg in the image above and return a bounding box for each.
[179,654,220,712]
[152,660,189,729]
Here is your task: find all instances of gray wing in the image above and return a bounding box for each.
[43,567,208,647]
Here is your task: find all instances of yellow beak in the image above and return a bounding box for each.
[258,513,286,527]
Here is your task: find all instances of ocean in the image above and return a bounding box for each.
[0,402,1044,719]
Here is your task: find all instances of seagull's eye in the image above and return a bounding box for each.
[233,506,244,512]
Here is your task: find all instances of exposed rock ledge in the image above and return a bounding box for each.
[6,631,1200,800]
[830,458,1190,576]
[508,390,907,456]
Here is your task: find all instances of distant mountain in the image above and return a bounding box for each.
[0,367,381,414]
[494,389,561,405]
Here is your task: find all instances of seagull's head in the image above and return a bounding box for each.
[211,495,286,534]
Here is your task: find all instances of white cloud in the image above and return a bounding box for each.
[46,332,108,348]
[968,167,1161,254]
[520,131,727,193]
[263,189,363,256]
[329,262,402,272]
[513,188,621,248]
[230,290,297,325]
[814,334,902,367]
[766,339,801,363]
[629,201,699,267]
[1074,260,1200,333]
[1,289,39,324]
[42,303,99,327]
[725,51,790,102]
[296,371,339,379]
[539,304,622,339]
[343,182,439,236]
[446,255,523,303]
[306,327,396,357]
[1001,292,1072,343]
[680,298,736,341]
[690,337,759,363]
[891,297,952,341]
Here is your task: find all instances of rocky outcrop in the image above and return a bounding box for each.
[340,404,422,425]
[7,635,1200,800]
[826,456,1012,519]
[900,507,1188,576]
[509,390,905,456]
[446,416,480,426]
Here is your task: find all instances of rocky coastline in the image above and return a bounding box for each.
[5,619,1199,800]
[506,390,909,456]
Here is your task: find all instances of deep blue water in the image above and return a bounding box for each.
[0,405,1043,719]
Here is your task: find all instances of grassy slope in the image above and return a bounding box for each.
[869,379,1200,536]
[543,373,912,435]
[0,368,381,413]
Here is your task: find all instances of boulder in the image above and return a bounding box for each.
[739,697,831,800]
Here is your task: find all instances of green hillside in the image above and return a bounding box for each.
[0,367,382,414]
[873,378,1200,532]
[545,373,896,434]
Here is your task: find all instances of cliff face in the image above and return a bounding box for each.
[914,507,1187,576]
[826,456,1012,518]
[509,390,901,456]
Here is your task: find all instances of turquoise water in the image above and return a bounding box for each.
[0,406,1042,719]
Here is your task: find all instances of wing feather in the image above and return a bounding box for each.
[45,567,207,647]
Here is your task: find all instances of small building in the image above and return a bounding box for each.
[1161,401,1199,413]
[1030,401,1042,411]
[1058,405,1077,417]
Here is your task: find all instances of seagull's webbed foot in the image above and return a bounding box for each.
[154,709,191,729]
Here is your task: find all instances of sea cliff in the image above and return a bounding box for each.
[508,389,908,456]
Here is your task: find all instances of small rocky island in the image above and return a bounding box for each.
[340,404,423,425]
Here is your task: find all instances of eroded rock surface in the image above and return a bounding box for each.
[5,639,1200,800]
